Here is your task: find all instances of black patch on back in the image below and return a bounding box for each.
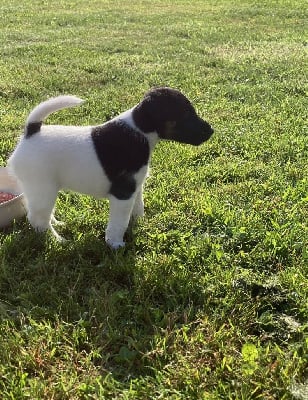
[25,122,42,138]
[91,121,150,200]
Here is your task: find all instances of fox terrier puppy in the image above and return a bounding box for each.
[8,87,214,249]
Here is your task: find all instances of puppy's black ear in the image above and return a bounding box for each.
[132,94,158,133]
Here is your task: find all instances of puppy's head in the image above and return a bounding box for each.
[133,87,214,145]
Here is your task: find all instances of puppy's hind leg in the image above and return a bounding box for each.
[22,183,63,240]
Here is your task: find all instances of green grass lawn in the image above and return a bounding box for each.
[0,0,307,398]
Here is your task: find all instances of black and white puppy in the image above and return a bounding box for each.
[8,87,214,249]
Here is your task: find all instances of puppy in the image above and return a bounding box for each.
[8,87,214,249]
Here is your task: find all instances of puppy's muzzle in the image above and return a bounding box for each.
[199,118,214,142]
[181,117,214,146]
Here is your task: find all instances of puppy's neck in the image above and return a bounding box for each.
[117,108,159,151]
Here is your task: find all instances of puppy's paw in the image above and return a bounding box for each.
[50,225,66,242]
[51,216,65,226]
[106,238,126,250]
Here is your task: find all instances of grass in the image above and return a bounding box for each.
[0,0,307,398]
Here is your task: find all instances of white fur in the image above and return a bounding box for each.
[8,96,157,249]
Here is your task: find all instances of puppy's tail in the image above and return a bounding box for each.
[24,95,84,138]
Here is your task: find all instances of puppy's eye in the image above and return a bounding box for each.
[166,120,176,129]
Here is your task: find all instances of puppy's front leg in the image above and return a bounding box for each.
[131,187,144,219]
[105,195,135,249]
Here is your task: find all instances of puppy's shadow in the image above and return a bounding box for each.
[0,219,138,317]
[0,219,200,382]
[1,215,137,256]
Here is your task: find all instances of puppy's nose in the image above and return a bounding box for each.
[204,123,214,134]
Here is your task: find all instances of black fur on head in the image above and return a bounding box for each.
[132,87,214,145]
